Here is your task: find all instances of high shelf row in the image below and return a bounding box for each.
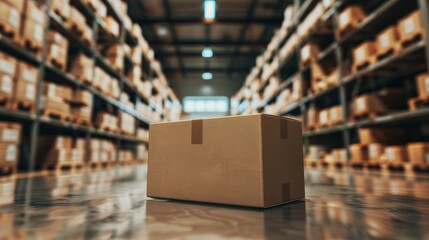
[231,0,429,172]
[0,0,181,174]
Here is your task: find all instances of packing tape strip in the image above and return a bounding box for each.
[191,119,203,144]
[280,118,288,139]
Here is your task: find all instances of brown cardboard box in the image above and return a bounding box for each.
[306,107,318,130]
[398,10,424,44]
[131,46,142,65]
[0,72,14,98]
[300,43,320,66]
[338,6,366,35]
[329,105,343,126]
[416,73,429,99]
[70,54,94,83]
[21,20,44,47]
[384,146,407,164]
[3,0,25,13]
[0,143,19,165]
[70,7,86,32]
[50,0,70,19]
[75,138,86,149]
[368,143,384,163]
[353,41,375,66]
[318,109,329,127]
[376,25,400,57]
[352,89,407,116]
[0,2,21,39]
[47,31,68,46]
[24,0,45,24]
[70,148,84,163]
[43,83,73,101]
[44,149,71,164]
[106,16,120,37]
[0,122,21,143]
[73,89,92,106]
[43,97,71,113]
[71,106,91,121]
[406,142,429,166]
[0,52,17,77]
[93,67,105,88]
[350,144,368,163]
[15,80,36,102]
[110,78,120,99]
[38,136,73,150]
[332,148,348,164]
[147,114,305,208]
[17,62,38,83]
[359,128,405,145]
[90,139,101,150]
[95,0,107,19]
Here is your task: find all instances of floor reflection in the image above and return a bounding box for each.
[0,165,428,239]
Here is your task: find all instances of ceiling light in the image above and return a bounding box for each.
[202,47,213,58]
[203,0,216,21]
[202,72,213,80]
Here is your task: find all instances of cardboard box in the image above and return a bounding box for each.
[21,20,44,47]
[329,105,343,126]
[0,52,17,77]
[14,80,36,102]
[47,31,68,46]
[350,144,368,163]
[368,143,384,162]
[69,54,94,83]
[50,0,70,19]
[24,0,45,24]
[0,122,21,144]
[131,46,142,65]
[376,25,400,56]
[398,10,424,43]
[95,0,107,19]
[338,6,366,35]
[318,109,329,127]
[332,148,347,163]
[0,143,19,164]
[17,62,38,83]
[73,90,92,106]
[90,139,101,150]
[359,128,405,145]
[352,89,407,116]
[300,43,320,66]
[75,138,86,149]
[44,149,71,164]
[106,16,120,37]
[353,41,375,66]
[71,106,91,121]
[43,97,71,113]
[0,2,21,38]
[416,73,429,99]
[70,7,86,31]
[147,114,305,208]
[306,107,318,130]
[38,136,73,150]
[384,146,407,164]
[3,0,25,13]
[406,142,429,166]
[44,82,73,101]
[70,148,84,163]
[0,73,14,98]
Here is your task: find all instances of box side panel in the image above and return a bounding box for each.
[147,115,263,207]
[261,116,305,207]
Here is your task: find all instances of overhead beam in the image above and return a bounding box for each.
[133,16,283,24]
[150,39,269,47]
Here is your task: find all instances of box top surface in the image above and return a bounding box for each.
[150,114,301,126]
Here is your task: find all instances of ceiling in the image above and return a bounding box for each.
[127,0,287,99]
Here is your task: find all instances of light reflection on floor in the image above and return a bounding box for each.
[0,165,428,239]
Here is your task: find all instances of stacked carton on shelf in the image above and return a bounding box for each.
[42,82,73,120]
[0,122,21,173]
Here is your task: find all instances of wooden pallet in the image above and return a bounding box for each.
[0,164,17,176]
[0,95,13,108]
[19,38,42,56]
[400,29,424,48]
[52,9,69,25]
[350,111,383,122]
[0,22,19,43]
[44,161,84,172]
[404,162,429,174]
[351,55,376,74]
[46,55,66,71]
[74,117,91,127]
[97,124,118,133]
[408,97,429,110]
[7,99,35,113]
[42,108,73,122]
[70,23,84,36]
[375,42,402,61]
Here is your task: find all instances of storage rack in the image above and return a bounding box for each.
[0,0,180,172]
[231,0,429,163]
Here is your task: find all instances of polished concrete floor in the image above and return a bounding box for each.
[0,165,429,239]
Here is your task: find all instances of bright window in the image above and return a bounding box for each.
[183,96,229,113]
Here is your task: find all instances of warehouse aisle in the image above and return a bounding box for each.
[1,166,428,239]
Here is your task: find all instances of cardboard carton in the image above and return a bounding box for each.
[38,136,73,150]
[416,73,429,99]
[306,107,318,130]
[75,138,86,149]
[376,25,400,56]
[43,97,71,114]
[73,89,92,106]
[0,122,21,144]
[15,80,36,102]
[3,0,25,13]
[69,54,94,83]
[0,143,19,164]
[406,142,429,167]
[332,148,347,164]
[398,10,424,44]
[0,52,17,77]
[329,105,343,126]
[70,7,86,30]
[338,6,366,35]
[318,109,329,127]
[106,16,120,37]
[24,0,45,24]
[17,62,38,83]
[21,20,44,47]
[384,146,407,164]
[50,0,71,19]
[43,82,73,101]
[358,128,405,145]
[368,143,384,163]
[147,114,305,208]
[0,2,21,38]
[0,72,14,98]
[350,144,368,163]
[300,43,320,66]
[353,41,375,66]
